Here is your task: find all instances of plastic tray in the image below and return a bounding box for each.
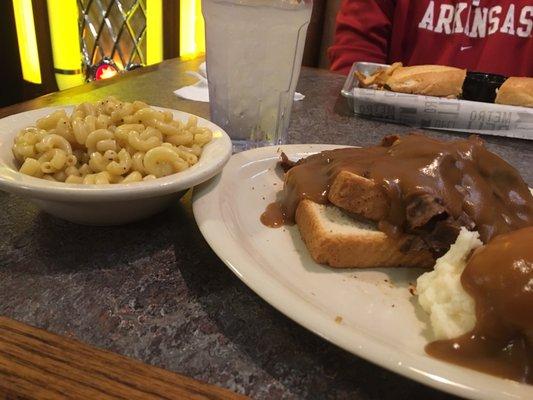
[341,62,533,140]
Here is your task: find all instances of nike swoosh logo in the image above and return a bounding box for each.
[460,46,473,51]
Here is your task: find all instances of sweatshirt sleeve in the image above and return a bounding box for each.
[328,0,395,75]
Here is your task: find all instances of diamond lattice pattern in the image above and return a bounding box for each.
[79,0,147,73]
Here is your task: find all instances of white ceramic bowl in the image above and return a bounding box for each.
[0,106,232,225]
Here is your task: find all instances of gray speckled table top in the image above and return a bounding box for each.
[0,58,531,399]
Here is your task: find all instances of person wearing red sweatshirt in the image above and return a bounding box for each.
[328,0,533,77]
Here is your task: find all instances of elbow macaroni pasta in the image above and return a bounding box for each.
[12,97,213,184]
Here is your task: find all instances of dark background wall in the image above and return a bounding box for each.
[0,0,57,108]
[0,0,25,108]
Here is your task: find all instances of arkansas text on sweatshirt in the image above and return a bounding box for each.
[328,0,533,76]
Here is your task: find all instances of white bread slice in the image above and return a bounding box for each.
[328,170,388,221]
[495,77,533,108]
[386,65,466,98]
[295,200,434,268]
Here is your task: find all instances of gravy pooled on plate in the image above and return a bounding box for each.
[262,134,533,255]
[426,227,533,383]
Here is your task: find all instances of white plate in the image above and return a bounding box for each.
[192,144,532,400]
[0,106,232,225]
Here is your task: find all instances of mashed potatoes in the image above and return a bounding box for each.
[416,228,482,340]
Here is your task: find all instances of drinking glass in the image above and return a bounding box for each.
[202,0,312,151]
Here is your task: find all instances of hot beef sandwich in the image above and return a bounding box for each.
[262,134,533,268]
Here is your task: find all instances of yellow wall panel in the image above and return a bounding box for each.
[12,0,41,84]
[147,0,163,65]
[180,0,205,58]
[47,0,84,89]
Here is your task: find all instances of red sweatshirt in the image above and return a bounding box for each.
[328,0,533,77]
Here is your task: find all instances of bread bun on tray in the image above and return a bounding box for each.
[385,65,466,98]
[356,63,466,98]
[495,77,533,108]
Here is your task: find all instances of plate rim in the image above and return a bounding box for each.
[192,143,532,400]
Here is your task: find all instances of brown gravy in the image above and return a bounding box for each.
[261,134,533,254]
[426,227,533,383]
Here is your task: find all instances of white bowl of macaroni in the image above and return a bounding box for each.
[0,98,232,225]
